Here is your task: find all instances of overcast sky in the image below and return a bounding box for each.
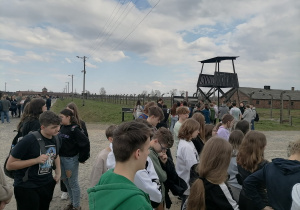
[0,0,299,96]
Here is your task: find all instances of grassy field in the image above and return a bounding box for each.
[52,98,300,131]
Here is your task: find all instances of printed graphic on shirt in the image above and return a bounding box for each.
[38,145,56,175]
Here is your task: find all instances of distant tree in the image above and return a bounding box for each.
[154,90,161,97]
[99,87,106,95]
[141,90,147,96]
[150,89,155,97]
[86,90,91,96]
[170,89,177,96]
[179,90,185,96]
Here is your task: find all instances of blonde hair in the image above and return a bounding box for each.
[237,131,267,172]
[192,113,205,141]
[287,139,300,157]
[178,118,200,141]
[187,137,232,210]
[229,130,244,156]
[176,106,190,115]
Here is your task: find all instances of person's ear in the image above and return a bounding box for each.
[134,149,141,160]
[40,125,45,130]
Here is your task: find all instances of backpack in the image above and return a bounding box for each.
[254,112,259,122]
[209,108,215,121]
[4,131,60,181]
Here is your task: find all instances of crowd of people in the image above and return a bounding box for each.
[88,99,299,210]
[1,97,299,210]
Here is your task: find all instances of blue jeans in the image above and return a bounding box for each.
[251,119,255,130]
[170,115,178,133]
[60,155,80,208]
[1,111,10,123]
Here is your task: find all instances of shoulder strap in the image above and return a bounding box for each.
[32,131,46,154]
[54,135,60,158]
[22,131,47,182]
[71,125,79,131]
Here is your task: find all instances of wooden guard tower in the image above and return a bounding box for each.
[195,56,240,106]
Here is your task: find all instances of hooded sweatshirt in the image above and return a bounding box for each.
[88,169,152,210]
[244,158,300,210]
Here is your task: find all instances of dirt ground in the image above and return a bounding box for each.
[1,117,299,210]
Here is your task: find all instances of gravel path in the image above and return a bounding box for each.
[1,117,299,210]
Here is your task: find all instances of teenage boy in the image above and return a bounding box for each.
[89,125,117,187]
[173,106,190,145]
[6,111,61,210]
[149,127,174,210]
[88,121,153,210]
[244,139,300,210]
[106,119,163,208]
[147,106,165,130]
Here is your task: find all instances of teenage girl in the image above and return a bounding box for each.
[175,118,200,207]
[191,113,205,155]
[186,137,238,210]
[227,130,244,202]
[236,130,269,210]
[59,109,90,210]
[169,102,178,133]
[66,102,89,137]
[22,98,47,136]
[216,114,234,141]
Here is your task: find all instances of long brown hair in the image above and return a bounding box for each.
[66,102,82,128]
[178,118,200,141]
[236,131,267,172]
[170,102,178,115]
[187,137,232,210]
[192,112,205,141]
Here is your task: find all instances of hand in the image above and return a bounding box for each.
[36,154,48,164]
[159,153,168,164]
[263,206,274,210]
[53,173,61,183]
[0,201,6,210]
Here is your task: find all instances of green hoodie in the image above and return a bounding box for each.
[88,169,152,210]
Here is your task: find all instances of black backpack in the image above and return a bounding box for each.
[254,112,259,122]
[4,131,60,182]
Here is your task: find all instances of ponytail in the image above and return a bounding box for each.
[187,178,205,210]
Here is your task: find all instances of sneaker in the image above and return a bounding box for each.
[63,203,73,210]
[61,192,69,200]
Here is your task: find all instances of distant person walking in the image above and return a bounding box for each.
[250,104,256,130]
[218,101,229,122]
[242,105,253,130]
[133,100,144,119]
[46,95,51,110]
[16,92,22,117]
[239,102,245,115]
[1,96,10,123]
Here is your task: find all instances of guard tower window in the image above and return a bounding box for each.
[256,100,259,105]
[291,102,294,106]
[268,100,271,105]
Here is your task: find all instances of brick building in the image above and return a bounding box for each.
[222,86,300,109]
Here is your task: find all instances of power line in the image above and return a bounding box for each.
[88,0,134,58]
[88,0,161,67]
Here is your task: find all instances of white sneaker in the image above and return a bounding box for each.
[61,192,69,200]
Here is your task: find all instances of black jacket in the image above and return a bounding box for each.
[244,158,300,210]
[237,160,269,210]
[59,124,90,163]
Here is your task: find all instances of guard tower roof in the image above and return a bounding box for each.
[199,56,239,63]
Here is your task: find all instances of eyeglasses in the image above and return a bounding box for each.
[158,142,168,152]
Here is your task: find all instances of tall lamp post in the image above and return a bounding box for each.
[68,74,74,101]
[65,82,69,93]
[77,56,87,106]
